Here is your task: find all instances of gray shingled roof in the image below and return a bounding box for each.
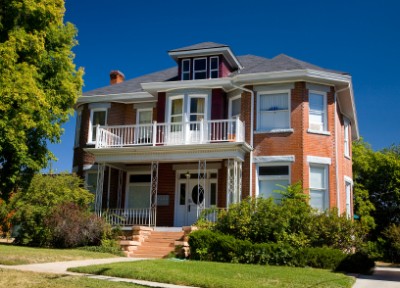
[83,54,346,96]
[168,42,229,52]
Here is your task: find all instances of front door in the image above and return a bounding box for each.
[174,171,217,227]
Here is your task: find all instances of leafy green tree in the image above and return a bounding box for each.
[11,173,93,246]
[0,0,83,200]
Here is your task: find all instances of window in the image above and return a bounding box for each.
[309,165,329,211]
[193,58,207,79]
[126,174,151,209]
[258,165,290,201]
[258,92,290,131]
[229,96,241,119]
[181,59,190,80]
[210,56,219,78]
[89,109,107,143]
[170,97,183,132]
[74,109,82,147]
[345,181,352,219]
[85,172,97,194]
[189,97,205,131]
[309,92,327,132]
[137,109,152,125]
[344,119,350,157]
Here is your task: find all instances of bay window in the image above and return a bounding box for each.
[258,91,290,131]
[309,92,327,132]
[89,109,107,143]
[258,165,290,201]
[309,164,329,211]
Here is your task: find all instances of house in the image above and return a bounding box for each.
[73,42,358,228]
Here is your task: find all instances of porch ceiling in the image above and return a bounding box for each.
[84,142,252,164]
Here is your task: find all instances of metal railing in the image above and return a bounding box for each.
[95,118,244,148]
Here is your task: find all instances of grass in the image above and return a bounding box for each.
[0,243,118,265]
[69,259,355,288]
[0,269,144,288]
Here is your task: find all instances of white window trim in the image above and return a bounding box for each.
[307,156,331,165]
[168,95,184,124]
[74,108,82,148]
[309,164,329,211]
[256,162,291,198]
[256,89,291,132]
[228,94,241,119]
[181,59,191,80]
[210,56,219,79]
[344,177,353,219]
[308,90,328,133]
[253,155,295,163]
[187,94,208,123]
[193,57,207,80]
[136,108,153,124]
[344,118,350,158]
[88,108,108,144]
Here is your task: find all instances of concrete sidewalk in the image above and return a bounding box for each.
[0,257,198,288]
[352,266,400,288]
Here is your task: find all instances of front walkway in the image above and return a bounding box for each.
[352,266,400,288]
[0,257,197,288]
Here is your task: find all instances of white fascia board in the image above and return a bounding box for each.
[253,155,295,163]
[233,69,351,86]
[307,156,332,165]
[141,78,233,95]
[76,92,155,106]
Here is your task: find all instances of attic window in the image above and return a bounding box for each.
[193,58,207,79]
[210,56,219,78]
[181,59,190,80]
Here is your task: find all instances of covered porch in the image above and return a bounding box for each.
[87,143,251,227]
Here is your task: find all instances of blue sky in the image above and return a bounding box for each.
[47,0,400,172]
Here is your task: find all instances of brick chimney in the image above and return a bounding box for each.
[110,70,125,85]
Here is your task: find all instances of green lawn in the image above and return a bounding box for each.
[0,269,143,288]
[69,259,355,288]
[0,243,118,265]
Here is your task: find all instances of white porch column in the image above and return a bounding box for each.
[227,159,242,207]
[117,169,123,208]
[197,160,206,217]
[95,163,105,215]
[149,161,159,227]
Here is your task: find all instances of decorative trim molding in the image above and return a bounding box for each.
[88,103,111,109]
[253,155,295,163]
[344,175,353,185]
[307,156,332,165]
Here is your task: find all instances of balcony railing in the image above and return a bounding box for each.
[95,118,244,148]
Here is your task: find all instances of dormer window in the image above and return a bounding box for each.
[180,56,221,80]
[182,59,190,80]
[193,58,207,79]
[210,56,219,78]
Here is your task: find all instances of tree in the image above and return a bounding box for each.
[0,0,83,200]
[353,139,400,237]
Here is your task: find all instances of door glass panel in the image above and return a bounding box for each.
[210,183,217,205]
[180,183,186,205]
[191,184,204,205]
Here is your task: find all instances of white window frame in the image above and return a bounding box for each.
[193,57,207,80]
[309,164,329,211]
[210,56,219,79]
[344,179,353,219]
[74,108,82,147]
[228,94,241,119]
[257,90,291,132]
[168,95,184,124]
[88,108,107,144]
[181,59,191,80]
[308,90,328,133]
[136,108,153,125]
[125,171,151,210]
[344,118,350,158]
[85,171,98,194]
[257,163,291,200]
[187,94,208,123]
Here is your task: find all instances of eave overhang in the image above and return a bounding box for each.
[75,91,155,108]
[84,142,253,163]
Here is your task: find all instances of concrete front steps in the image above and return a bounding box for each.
[120,226,184,258]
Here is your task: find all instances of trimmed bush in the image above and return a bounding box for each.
[188,230,347,270]
[336,252,375,274]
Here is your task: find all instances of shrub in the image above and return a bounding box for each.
[382,224,400,262]
[11,173,94,246]
[44,202,109,248]
[188,230,347,270]
[336,252,375,274]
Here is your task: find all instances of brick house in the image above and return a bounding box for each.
[73,42,358,227]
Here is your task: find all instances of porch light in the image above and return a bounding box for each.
[186,171,191,179]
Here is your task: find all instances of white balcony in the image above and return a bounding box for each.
[95,118,245,148]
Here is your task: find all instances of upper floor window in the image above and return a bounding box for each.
[258,165,290,201]
[193,58,207,79]
[181,59,190,80]
[89,109,107,143]
[229,95,241,119]
[210,56,219,79]
[344,118,350,157]
[309,92,327,132]
[258,91,290,131]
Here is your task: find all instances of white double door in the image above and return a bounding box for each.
[174,178,208,227]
